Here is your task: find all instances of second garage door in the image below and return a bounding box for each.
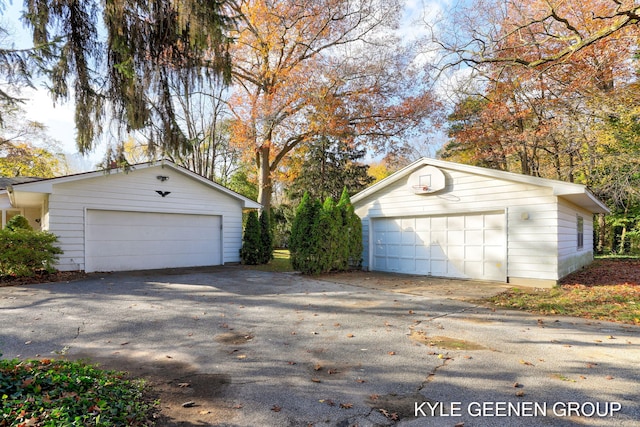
[371,212,506,281]
[85,210,222,272]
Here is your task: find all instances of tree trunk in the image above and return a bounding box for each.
[597,213,606,254]
[257,144,273,211]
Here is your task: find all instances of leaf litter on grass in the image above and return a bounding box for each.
[488,259,640,324]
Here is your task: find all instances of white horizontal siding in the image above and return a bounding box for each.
[47,166,244,271]
[355,166,561,281]
[557,199,594,278]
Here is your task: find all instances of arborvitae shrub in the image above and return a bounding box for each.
[318,197,342,272]
[290,189,362,274]
[338,187,363,268]
[290,192,321,273]
[259,210,273,264]
[240,210,262,265]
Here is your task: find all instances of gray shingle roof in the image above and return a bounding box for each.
[0,177,43,190]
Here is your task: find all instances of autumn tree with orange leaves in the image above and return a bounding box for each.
[227,0,439,210]
[437,0,640,253]
[440,0,638,177]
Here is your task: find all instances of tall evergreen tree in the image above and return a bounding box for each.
[22,0,234,152]
[240,210,261,265]
[338,187,363,269]
[287,136,374,204]
[259,210,273,264]
[318,197,342,272]
[290,192,321,273]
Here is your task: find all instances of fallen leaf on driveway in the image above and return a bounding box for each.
[311,378,321,383]
[379,408,399,420]
[271,405,281,412]
[177,383,190,388]
[314,363,323,371]
[519,360,534,366]
[199,410,211,415]
[340,403,353,409]
[346,333,354,338]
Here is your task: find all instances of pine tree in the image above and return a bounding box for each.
[240,211,261,265]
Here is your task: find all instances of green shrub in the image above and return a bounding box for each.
[290,190,363,274]
[5,214,33,231]
[318,197,342,272]
[338,187,363,269]
[290,192,322,273]
[259,210,274,264]
[0,355,156,426]
[0,229,63,277]
[240,210,262,265]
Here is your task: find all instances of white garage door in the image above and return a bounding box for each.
[371,212,505,281]
[85,210,222,272]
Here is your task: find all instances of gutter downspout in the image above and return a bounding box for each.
[6,185,16,207]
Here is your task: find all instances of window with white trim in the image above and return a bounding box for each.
[577,215,584,250]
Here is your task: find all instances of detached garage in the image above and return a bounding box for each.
[1,161,260,272]
[352,158,609,288]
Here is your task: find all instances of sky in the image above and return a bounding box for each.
[2,0,450,172]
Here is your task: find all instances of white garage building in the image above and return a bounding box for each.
[0,161,260,272]
[351,158,609,288]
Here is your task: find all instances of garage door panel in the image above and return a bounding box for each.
[448,216,464,229]
[466,230,483,243]
[447,230,464,243]
[464,261,483,278]
[465,245,483,261]
[86,210,221,272]
[447,245,465,260]
[465,215,484,228]
[484,229,504,245]
[415,245,430,258]
[386,231,401,244]
[371,213,505,281]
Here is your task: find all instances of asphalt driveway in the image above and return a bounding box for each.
[1,267,638,426]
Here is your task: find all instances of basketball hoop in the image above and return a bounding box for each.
[412,184,430,194]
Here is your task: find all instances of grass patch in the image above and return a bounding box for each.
[242,249,293,273]
[488,259,640,324]
[0,357,157,426]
